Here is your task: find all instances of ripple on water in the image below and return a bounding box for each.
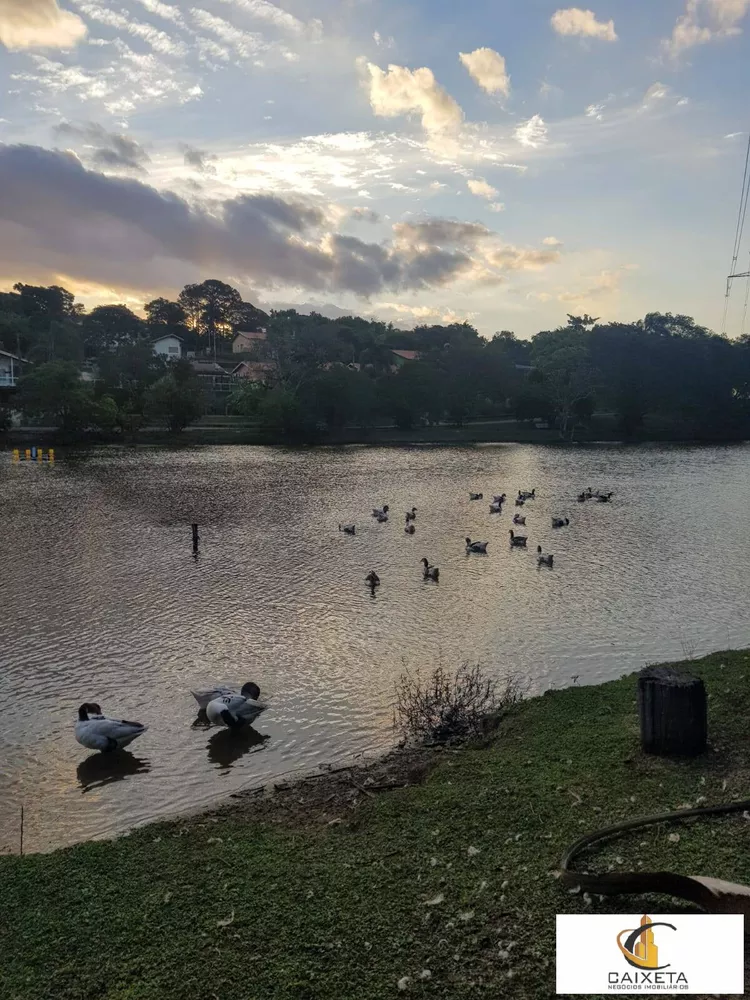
[2,442,750,853]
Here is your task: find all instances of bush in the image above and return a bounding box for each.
[394,663,525,745]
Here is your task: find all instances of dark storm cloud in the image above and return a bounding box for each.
[55,122,151,172]
[0,144,556,297]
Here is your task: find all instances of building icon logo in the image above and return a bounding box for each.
[616,915,676,971]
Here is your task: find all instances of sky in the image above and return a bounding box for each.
[0,0,749,339]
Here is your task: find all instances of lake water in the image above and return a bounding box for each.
[2,442,750,854]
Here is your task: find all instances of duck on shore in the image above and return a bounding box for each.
[75,704,148,753]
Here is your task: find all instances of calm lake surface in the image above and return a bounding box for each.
[2,442,750,854]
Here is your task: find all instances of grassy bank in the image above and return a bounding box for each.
[4,651,750,999]
[6,412,730,448]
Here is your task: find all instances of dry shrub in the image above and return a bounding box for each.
[394,663,525,745]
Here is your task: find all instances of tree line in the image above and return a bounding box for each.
[2,277,750,441]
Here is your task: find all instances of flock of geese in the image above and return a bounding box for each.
[74,683,266,755]
[74,484,614,757]
[340,485,614,589]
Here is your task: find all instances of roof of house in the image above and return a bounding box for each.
[152,333,184,343]
[0,349,30,362]
[190,361,230,375]
[234,329,267,340]
[232,361,275,375]
[391,349,420,361]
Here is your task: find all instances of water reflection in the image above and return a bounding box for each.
[207,727,270,771]
[5,443,750,853]
[77,751,151,793]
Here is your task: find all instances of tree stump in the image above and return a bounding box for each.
[638,666,707,756]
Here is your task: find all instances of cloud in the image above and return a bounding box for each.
[393,219,490,249]
[190,8,266,59]
[132,0,182,23]
[214,0,307,35]
[663,0,750,58]
[55,121,151,171]
[14,41,203,115]
[349,206,380,223]
[459,48,510,97]
[74,1,187,57]
[0,144,560,300]
[557,268,629,304]
[641,82,670,107]
[181,143,217,174]
[467,177,499,200]
[0,0,87,51]
[489,202,505,212]
[550,8,617,41]
[364,61,464,135]
[543,236,563,246]
[514,115,548,148]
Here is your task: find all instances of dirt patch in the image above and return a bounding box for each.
[204,744,442,829]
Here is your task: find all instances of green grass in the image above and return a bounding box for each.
[4,650,750,999]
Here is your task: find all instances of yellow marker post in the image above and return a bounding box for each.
[24,449,31,461]
[37,448,43,462]
[48,448,55,462]
[12,449,19,462]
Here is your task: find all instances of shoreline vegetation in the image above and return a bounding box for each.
[4,280,750,449]
[4,650,750,998]
[6,414,750,449]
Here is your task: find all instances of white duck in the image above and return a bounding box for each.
[191,682,260,712]
[206,683,267,730]
[75,703,148,753]
[465,537,489,553]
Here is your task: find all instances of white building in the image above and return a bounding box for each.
[152,335,183,359]
[0,349,30,387]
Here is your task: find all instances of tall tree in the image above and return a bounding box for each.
[177,280,243,357]
[82,305,145,356]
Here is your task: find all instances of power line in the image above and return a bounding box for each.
[722,132,750,335]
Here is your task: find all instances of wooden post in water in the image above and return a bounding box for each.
[638,665,707,756]
[19,805,24,857]
[192,523,199,555]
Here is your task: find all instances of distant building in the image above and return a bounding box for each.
[232,361,276,383]
[390,349,420,369]
[190,360,232,393]
[152,335,183,359]
[233,330,267,354]
[0,349,30,388]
